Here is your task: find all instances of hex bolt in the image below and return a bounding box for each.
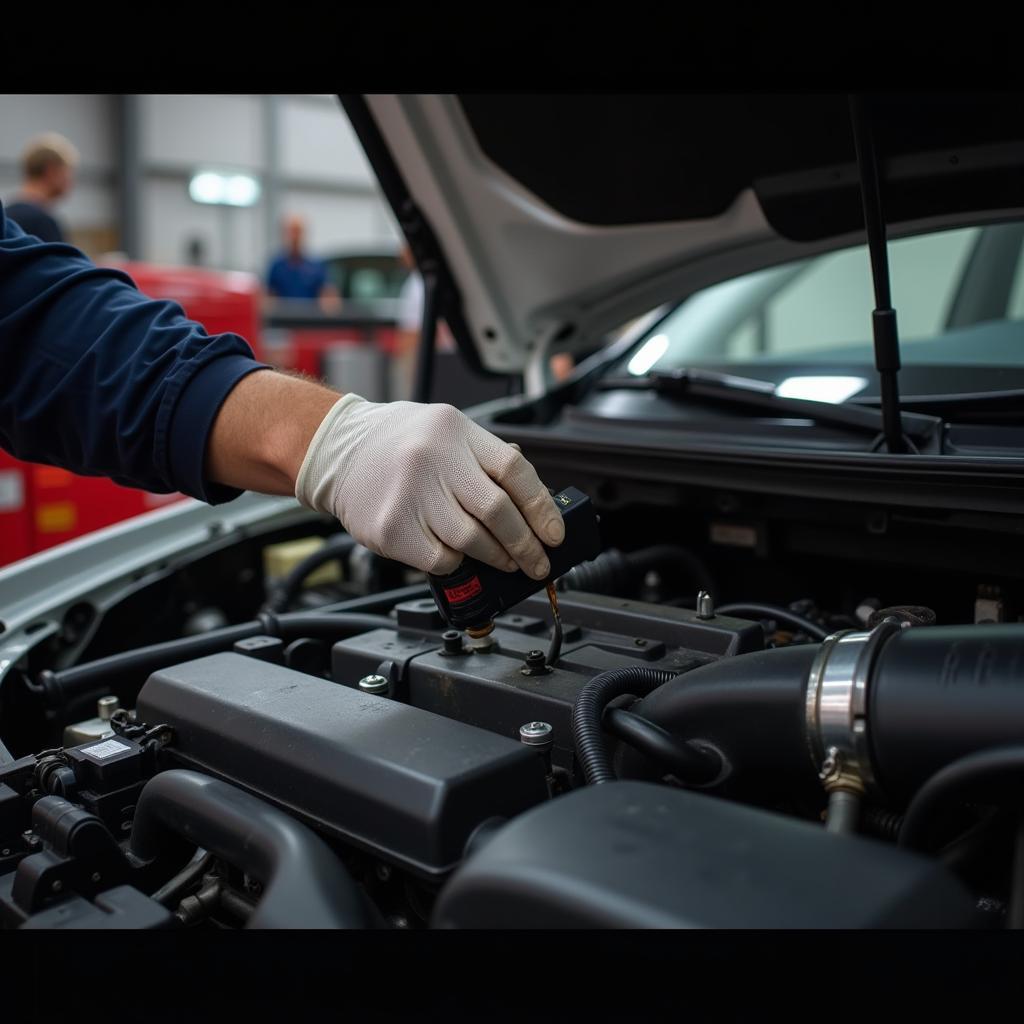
[91,872,101,884]
[51,880,63,893]
[376,864,392,882]
[441,630,464,655]
[1,849,9,857]
[696,590,715,620]
[358,674,390,695]
[634,638,648,647]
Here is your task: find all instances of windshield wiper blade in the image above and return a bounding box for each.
[598,368,941,443]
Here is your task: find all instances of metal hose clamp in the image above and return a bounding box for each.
[804,618,903,792]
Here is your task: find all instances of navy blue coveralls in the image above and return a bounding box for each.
[0,203,270,503]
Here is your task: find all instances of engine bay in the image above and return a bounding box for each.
[2,480,1023,929]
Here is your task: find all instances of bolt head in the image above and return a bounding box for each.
[519,721,553,746]
[358,674,390,695]
[51,880,63,893]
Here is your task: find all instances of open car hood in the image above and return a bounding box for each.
[342,93,1024,377]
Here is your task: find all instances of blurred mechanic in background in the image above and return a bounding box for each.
[4,133,79,243]
[392,243,456,400]
[394,244,574,395]
[266,214,343,314]
[0,203,564,582]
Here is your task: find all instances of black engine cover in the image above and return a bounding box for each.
[137,654,549,878]
[434,781,979,929]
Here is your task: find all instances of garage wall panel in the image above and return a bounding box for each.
[0,94,114,169]
[279,98,375,186]
[140,178,265,274]
[140,95,263,171]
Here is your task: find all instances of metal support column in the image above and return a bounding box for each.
[115,94,142,259]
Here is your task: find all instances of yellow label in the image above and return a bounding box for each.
[36,501,77,533]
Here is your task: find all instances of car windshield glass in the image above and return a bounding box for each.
[618,222,1024,399]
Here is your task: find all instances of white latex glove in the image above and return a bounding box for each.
[295,394,565,578]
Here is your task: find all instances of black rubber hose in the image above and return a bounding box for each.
[862,807,904,842]
[151,849,215,908]
[559,545,715,598]
[38,621,265,708]
[714,603,829,642]
[618,644,821,795]
[39,611,393,712]
[260,612,394,643]
[899,746,1024,853]
[130,770,368,929]
[263,535,357,614]
[316,583,430,615]
[603,707,722,784]
[572,666,678,785]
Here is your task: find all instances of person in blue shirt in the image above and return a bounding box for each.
[265,214,342,312]
[0,203,565,580]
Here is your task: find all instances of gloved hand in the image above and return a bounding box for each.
[295,394,565,578]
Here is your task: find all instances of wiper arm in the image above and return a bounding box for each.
[598,368,941,444]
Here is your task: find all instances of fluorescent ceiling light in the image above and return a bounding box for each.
[775,375,868,404]
[189,170,261,208]
[189,172,226,205]
[627,334,669,376]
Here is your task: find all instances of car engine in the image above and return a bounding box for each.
[1,481,1021,930]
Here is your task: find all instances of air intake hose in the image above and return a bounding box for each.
[622,643,820,794]
[618,622,1024,808]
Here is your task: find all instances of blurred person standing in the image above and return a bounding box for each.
[266,214,342,313]
[391,244,455,400]
[392,245,573,399]
[5,133,79,243]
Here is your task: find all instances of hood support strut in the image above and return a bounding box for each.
[849,95,907,454]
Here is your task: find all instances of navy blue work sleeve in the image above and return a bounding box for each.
[0,204,271,504]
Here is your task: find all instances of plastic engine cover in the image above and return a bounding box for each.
[433,781,978,928]
[136,653,549,878]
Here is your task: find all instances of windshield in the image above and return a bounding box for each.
[621,223,1024,398]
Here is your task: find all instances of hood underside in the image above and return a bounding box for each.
[343,93,1024,375]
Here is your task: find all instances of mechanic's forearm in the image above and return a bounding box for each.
[206,370,340,495]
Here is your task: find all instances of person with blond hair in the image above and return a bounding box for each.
[5,132,80,243]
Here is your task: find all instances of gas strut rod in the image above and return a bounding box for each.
[414,269,440,403]
[849,95,907,455]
